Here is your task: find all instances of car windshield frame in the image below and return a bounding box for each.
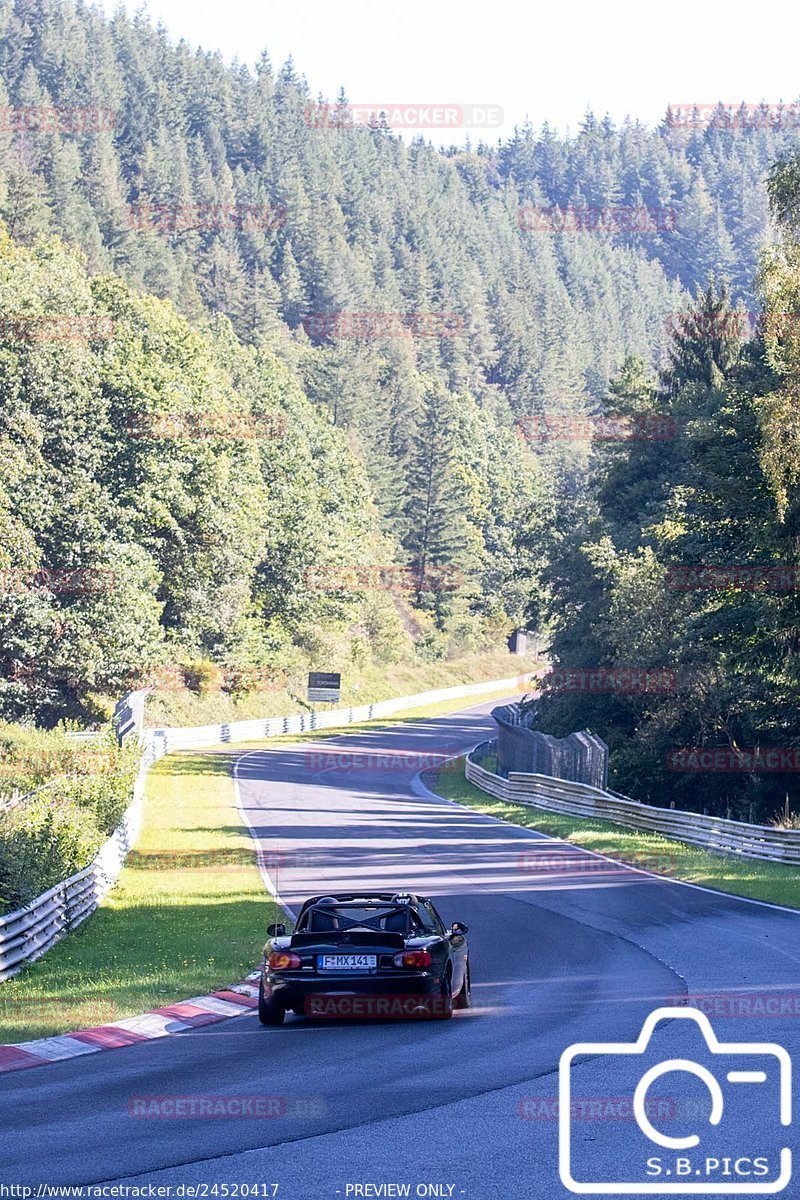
[300,902,422,933]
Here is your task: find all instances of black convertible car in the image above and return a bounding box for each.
[258,892,470,1024]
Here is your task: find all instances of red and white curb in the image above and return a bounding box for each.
[0,971,261,1074]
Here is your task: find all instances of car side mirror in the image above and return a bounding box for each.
[267,922,286,937]
[450,921,468,936]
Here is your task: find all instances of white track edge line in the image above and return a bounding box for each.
[411,759,800,918]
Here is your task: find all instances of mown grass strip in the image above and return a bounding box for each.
[0,751,279,1045]
[0,689,524,1043]
[426,760,800,910]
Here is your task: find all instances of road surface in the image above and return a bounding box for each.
[0,697,797,1197]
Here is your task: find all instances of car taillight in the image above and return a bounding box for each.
[393,949,432,969]
[268,951,302,970]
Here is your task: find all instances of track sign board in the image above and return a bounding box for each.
[308,671,341,703]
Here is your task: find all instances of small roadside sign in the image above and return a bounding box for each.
[308,671,341,703]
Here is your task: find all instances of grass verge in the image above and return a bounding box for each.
[426,759,800,911]
[0,751,279,1045]
[144,650,542,727]
[0,684,527,1043]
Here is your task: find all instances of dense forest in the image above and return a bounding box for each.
[1,0,800,822]
[534,156,800,823]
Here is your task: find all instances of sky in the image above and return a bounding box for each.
[99,0,800,144]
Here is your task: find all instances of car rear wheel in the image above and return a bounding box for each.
[454,959,471,1009]
[258,979,286,1026]
[431,969,453,1019]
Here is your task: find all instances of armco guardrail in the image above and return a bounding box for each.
[0,670,537,979]
[465,743,800,864]
[149,672,543,754]
[0,760,147,981]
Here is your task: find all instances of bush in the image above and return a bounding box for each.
[183,659,224,696]
[0,725,140,912]
[0,721,81,800]
[415,630,448,662]
[0,794,102,911]
[769,801,800,830]
[60,758,139,835]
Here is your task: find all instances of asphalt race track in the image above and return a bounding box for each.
[1,697,798,1198]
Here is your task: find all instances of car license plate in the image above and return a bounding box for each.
[318,954,377,972]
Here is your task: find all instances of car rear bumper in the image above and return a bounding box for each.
[262,970,445,1016]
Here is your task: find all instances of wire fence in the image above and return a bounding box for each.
[492,703,609,788]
